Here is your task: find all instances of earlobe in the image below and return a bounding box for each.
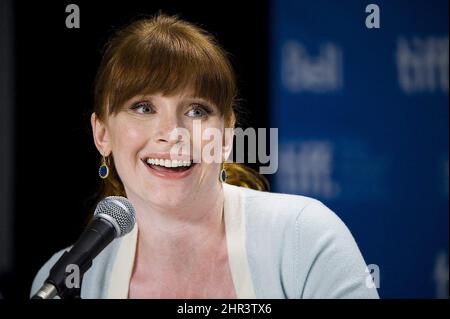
[91,113,111,156]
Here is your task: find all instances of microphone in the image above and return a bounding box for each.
[32,196,136,299]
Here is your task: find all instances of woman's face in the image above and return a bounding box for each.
[93,88,232,210]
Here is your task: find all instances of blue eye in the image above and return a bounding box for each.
[131,101,154,114]
[186,104,212,118]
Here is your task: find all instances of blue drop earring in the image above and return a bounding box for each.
[99,155,110,179]
[219,163,227,183]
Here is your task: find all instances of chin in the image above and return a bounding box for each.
[144,187,193,208]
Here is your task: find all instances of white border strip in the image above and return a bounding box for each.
[222,183,256,298]
[106,224,138,298]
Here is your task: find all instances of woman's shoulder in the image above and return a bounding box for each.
[29,235,123,299]
[225,184,379,298]
[224,182,354,257]
[224,182,339,228]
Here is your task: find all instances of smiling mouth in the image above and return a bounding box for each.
[143,158,196,173]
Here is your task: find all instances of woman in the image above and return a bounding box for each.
[31,14,379,299]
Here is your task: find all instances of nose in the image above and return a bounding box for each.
[154,112,184,145]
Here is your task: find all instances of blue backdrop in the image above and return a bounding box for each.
[270,0,448,298]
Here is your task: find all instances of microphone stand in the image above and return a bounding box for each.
[32,251,88,299]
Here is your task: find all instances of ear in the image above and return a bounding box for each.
[222,114,235,162]
[91,113,112,156]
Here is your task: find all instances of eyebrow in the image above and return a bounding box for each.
[126,94,216,109]
[184,97,214,105]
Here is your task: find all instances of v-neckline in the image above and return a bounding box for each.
[105,183,256,298]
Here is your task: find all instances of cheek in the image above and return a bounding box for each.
[111,122,148,163]
[122,125,142,141]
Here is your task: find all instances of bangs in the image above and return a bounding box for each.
[95,15,236,121]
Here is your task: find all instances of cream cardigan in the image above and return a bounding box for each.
[31,183,379,299]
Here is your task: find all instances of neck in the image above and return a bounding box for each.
[127,182,225,267]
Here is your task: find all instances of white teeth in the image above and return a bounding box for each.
[164,159,170,167]
[146,158,192,168]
